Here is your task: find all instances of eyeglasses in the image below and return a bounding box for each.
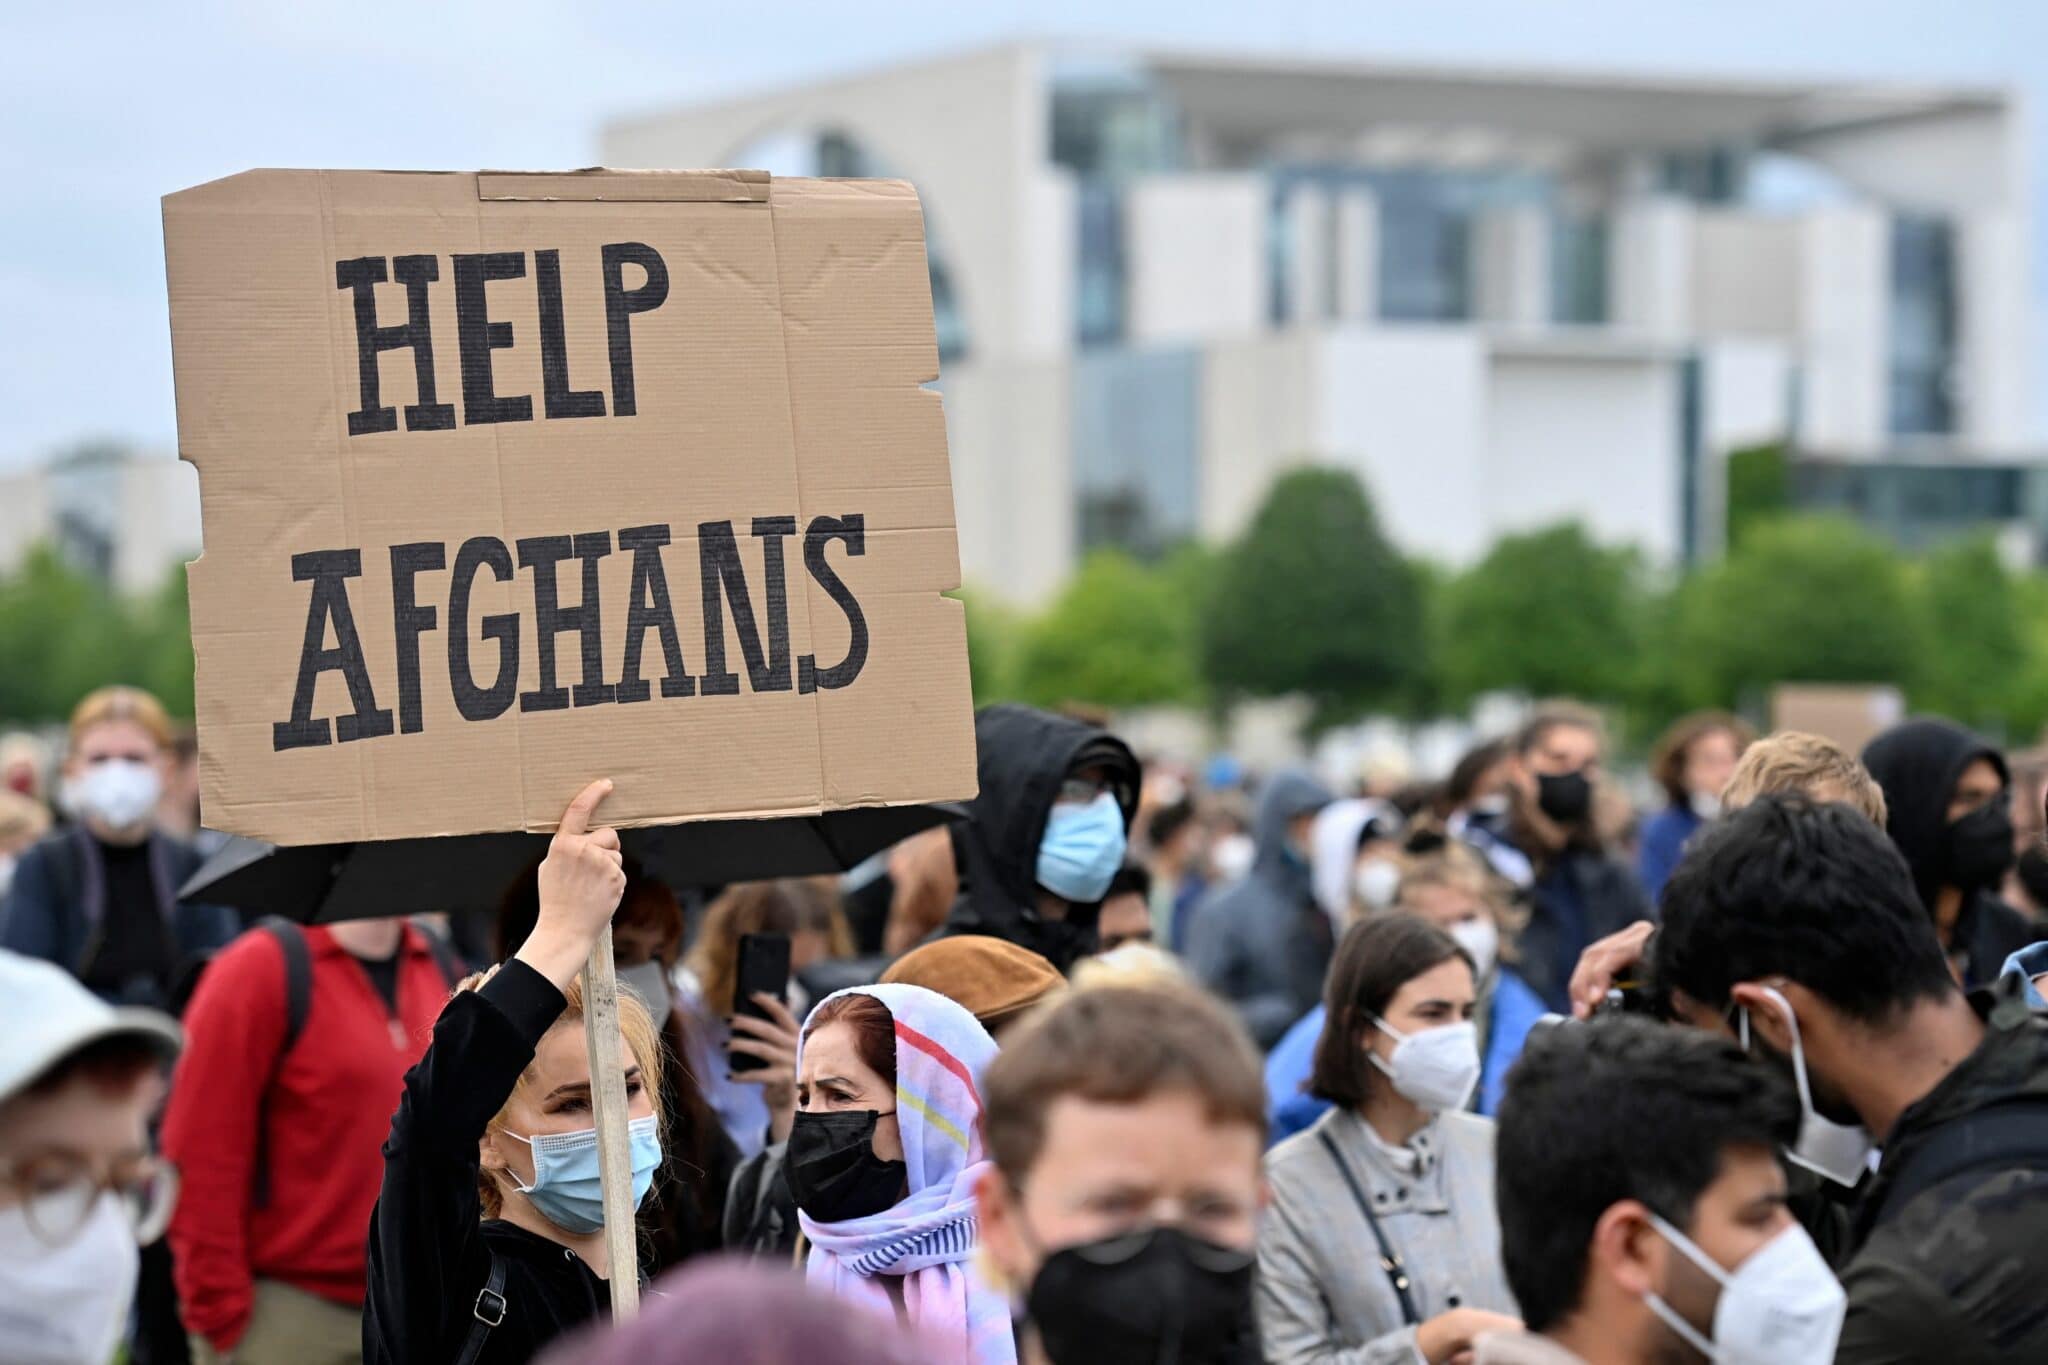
[0,1152,179,1248]
[1056,777,1111,806]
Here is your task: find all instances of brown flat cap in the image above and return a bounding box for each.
[880,935,1066,1028]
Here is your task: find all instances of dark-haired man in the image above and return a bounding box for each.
[1655,796,2048,1364]
[976,985,1268,1365]
[1485,1016,1839,1365]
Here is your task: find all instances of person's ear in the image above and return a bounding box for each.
[974,1167,1033,1292]
[1728,981,1794,1055]
[1589,1199,1663,1301]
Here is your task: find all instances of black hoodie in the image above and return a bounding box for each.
[1862,718,2036,987]
[937,704,1140,972]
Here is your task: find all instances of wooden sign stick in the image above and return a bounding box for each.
[582,925,641,1320]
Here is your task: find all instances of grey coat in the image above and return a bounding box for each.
[1185,769,1334,1047]
[1258,1107,1517,1365]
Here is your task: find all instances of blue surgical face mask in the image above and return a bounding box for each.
[500,1113,662,1235]
[1037,791,1127,904]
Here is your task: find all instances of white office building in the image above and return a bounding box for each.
[606,43,2036,603]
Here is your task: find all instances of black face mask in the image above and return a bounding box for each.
[1026,1226,1257,1365]
[1536,769,1593,825]
[784,1109,906,1224]
[1944,800,2015,893]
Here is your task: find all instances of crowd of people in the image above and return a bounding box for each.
[3,685,2048,1364]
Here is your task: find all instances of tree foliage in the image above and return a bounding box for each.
[1198,467,1426,731]
[0,546,193,722]
[1439,524,1647,707]
[1913,536,2028,735]
[1013,548,1205,709]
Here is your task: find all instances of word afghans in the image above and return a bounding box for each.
[272,514,868,751]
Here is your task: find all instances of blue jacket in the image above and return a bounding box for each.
[2000,941,2048,1009]
[1636,804,1702,905]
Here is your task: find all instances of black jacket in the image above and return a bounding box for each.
[1514,848,1653,1015]
[363,961,626,1365]
[1834,975,2048,1363]
[1863,719,2037,987]
[937,704,1139,972]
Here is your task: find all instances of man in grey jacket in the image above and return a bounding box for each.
[1185,769,1334,1049]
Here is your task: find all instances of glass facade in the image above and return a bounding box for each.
[1075,183,1128,348]
[1889,215,1958,436]
[1070,348,1200,557]
[1550,211,1608,325]
[1051,67,1181,349]
[1794,460,2024,552]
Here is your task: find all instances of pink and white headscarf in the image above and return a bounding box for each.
[797,982,1014,1365]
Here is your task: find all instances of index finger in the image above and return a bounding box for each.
[558,778,614,837]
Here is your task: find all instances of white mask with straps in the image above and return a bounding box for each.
[1740,985,1874,1188]
[1644,1213,1845,1365]
[0,1192,140,1365]
[1369,1018,1481,1114]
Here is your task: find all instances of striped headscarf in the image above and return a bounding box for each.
[797,982,1013,1365]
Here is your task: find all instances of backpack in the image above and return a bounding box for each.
[247,917,465,1206]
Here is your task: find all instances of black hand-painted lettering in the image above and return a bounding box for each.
[534,249,606,420]
[452,252,534,425]
[448,537,520,722]
[336,255,456,436]
[697,518,795,696]
[518,532,616,712]
[798,515,869,693]
[389,543,446,734]
[600,242,669,417]
[272,549,396,750]
[615,524,693,703]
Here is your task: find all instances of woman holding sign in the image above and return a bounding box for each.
[362,780,665,1365]
[791,984,1014,1364]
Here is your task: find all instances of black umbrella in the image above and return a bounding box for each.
[179,804,964,924]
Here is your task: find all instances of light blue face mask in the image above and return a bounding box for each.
[501,1113,662,1235]
[1036,791,1127,903]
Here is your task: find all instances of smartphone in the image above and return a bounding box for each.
[729,932,792,1073]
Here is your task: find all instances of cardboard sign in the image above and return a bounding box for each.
[163,169,975,845]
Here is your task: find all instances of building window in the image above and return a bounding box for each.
[1376,184,1472,322]
[1550,212,1608,325]
[1075,184,1127,348]
[1793,459,2020,550]
[1889,215,1957,436]
[1071,349,1200,556]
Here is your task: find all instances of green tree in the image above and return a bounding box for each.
[1438,523,1647,707]
[948,585,1025,706]
[1669,517,1922,710]
[1910,537,2028,736]
[1013,549,1204,709]
[1199,467,1426,731]
[1725,441,1790,550]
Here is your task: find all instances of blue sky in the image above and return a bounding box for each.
[3,0,2044,467]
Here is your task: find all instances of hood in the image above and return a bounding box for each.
[1309,797,1400,923]
[944,704,1139,943]
[1862,718,2008,909]
[1251,768,1335,880]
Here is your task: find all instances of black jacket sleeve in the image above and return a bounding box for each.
[362,960,566,1365]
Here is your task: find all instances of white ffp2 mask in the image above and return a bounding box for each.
[1645,1214,1845,1365]
[1369,1017,1480,1113]
[0,1193,140,1365]
[1740,986,1873,1188]
[64,758,161,831]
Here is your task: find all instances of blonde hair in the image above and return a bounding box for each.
[68,686,174,754]
[1721,731,1888,825]
[0,790,51,847]
[1394,839,1526,956]
[461,970,667,1220]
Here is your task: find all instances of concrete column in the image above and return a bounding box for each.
[1335,189,1378,322]
[1608,197,1695,338]
[1957,211,2030,453]
[1285,184,1330,324]
[1473,204,1551,325]
[1796,207,1888,454]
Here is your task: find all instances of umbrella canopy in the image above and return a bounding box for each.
[180,804,964,924]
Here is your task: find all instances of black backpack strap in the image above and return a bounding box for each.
[1317,1127,1421,1326]
[456,1249,508,1365]
[1869,1098,2048,1231]
[250,919,313,1208]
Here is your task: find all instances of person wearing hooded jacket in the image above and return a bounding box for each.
[1184,769,1335,1050]
[934,704,1140,974]
[1862,717,2039,988]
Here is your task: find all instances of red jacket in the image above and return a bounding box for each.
[164,924,453,1350]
